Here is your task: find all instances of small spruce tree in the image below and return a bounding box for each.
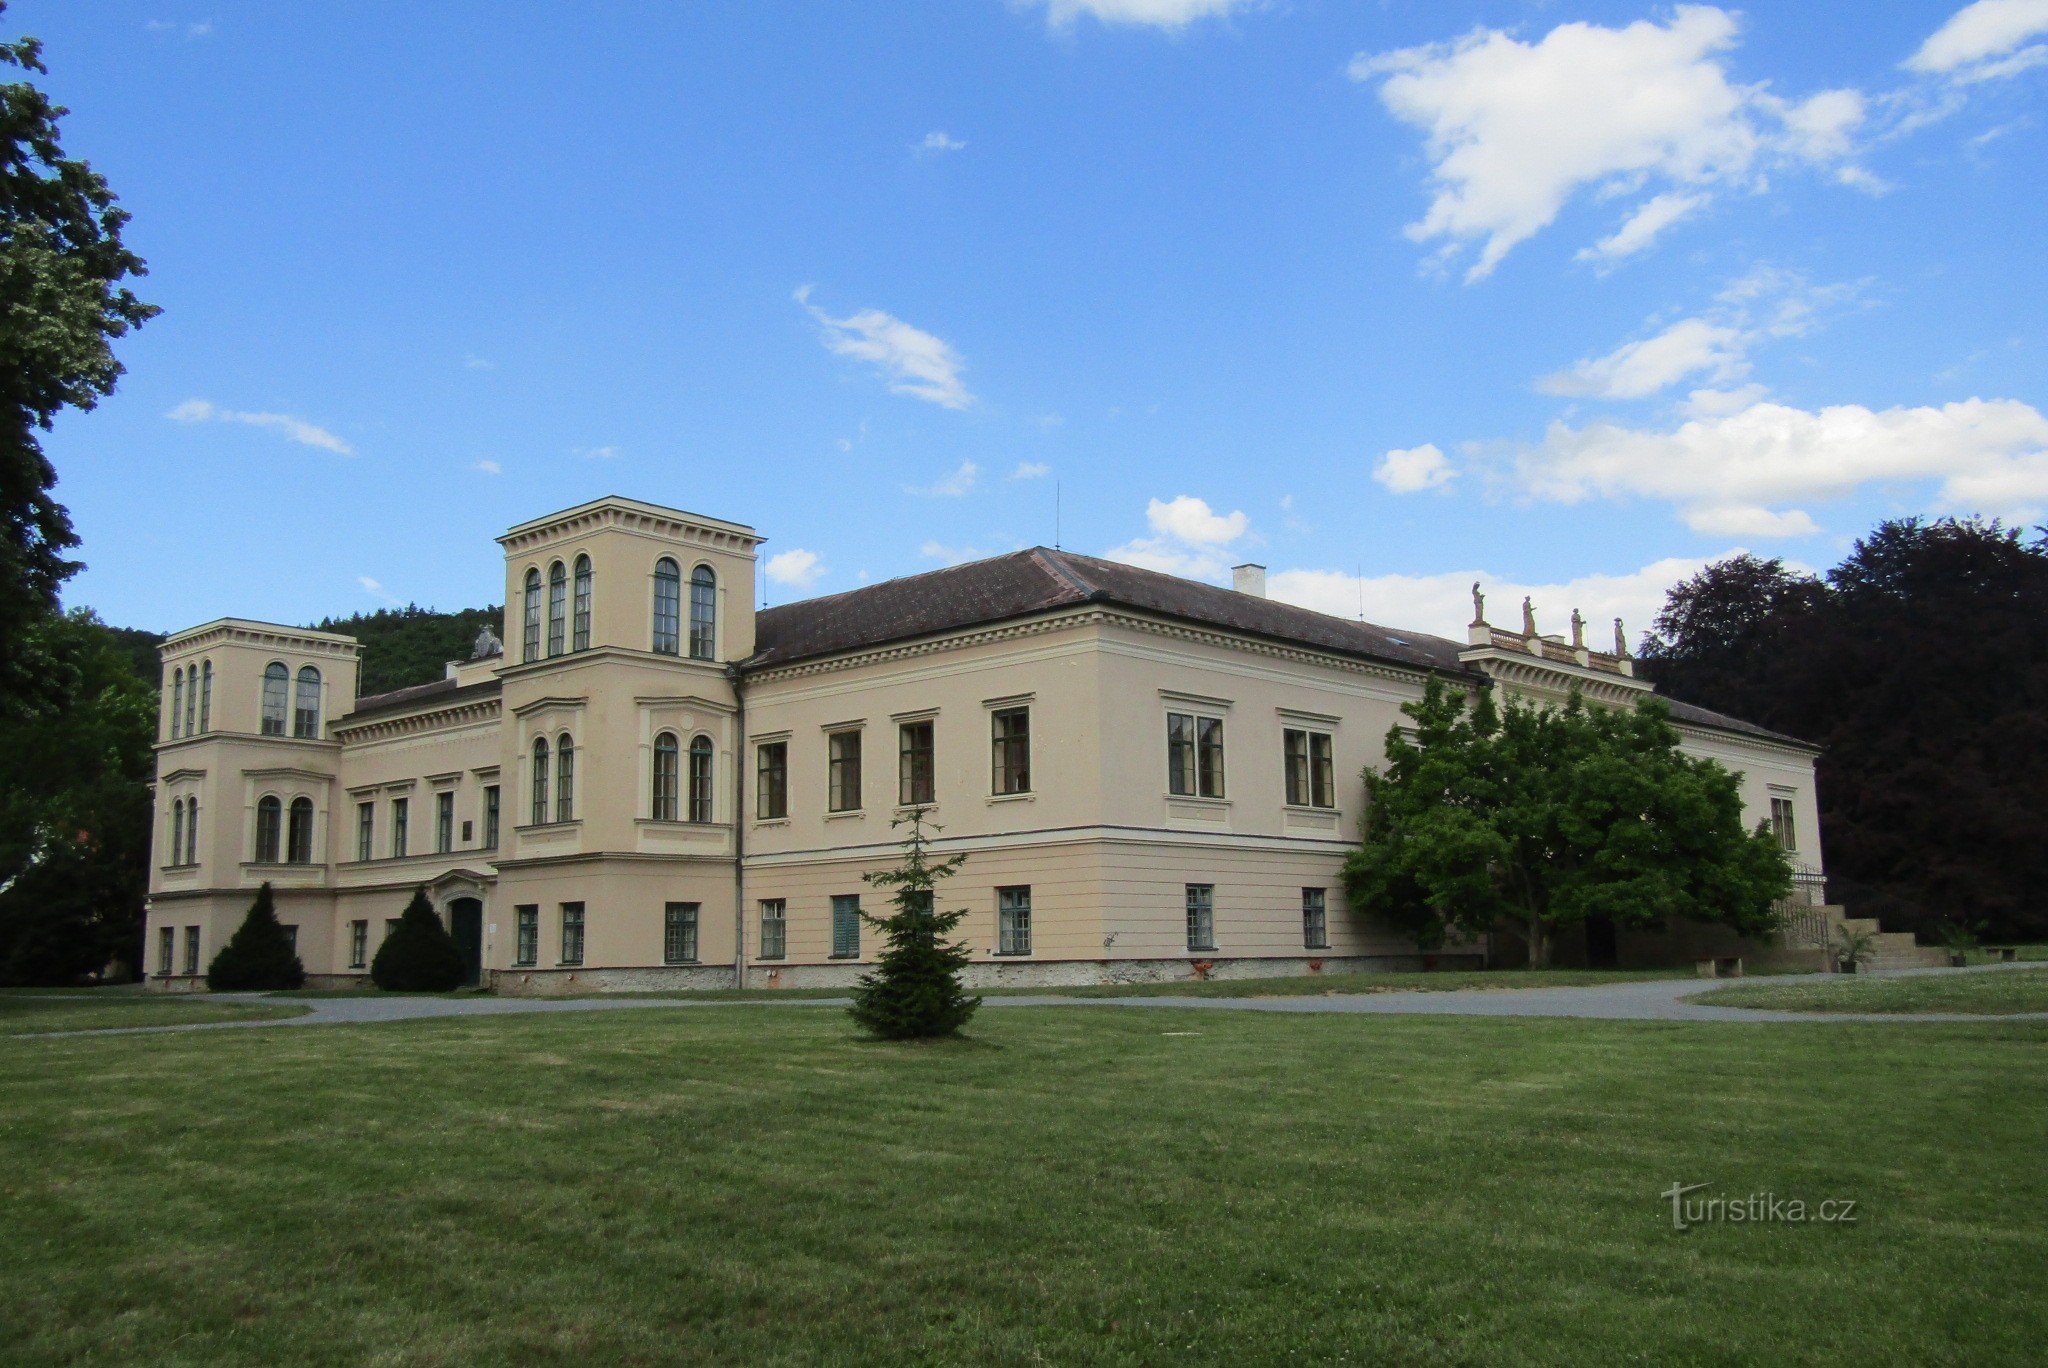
[205,882,306,991]
[849,807,981,1040]
[370,886,467,992]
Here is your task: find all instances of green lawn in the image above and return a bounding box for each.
[988,966,1690,998]
[0,990,307,1036]
[3,1006,2043,1364]
[1692,966,2048,1015]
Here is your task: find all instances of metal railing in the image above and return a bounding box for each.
[1773,869,1831,947]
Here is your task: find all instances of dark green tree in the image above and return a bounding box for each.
[0,4,158,704]
[849,808,980,1039]
[310,604,503,696]
[205,883,307,991]
[1343,680,1791,967]
[370,886,466,991]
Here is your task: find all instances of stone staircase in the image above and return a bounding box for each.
[1779,905,1949,972]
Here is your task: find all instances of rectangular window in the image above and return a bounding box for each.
[515,905,539,967]
[898,720,934,806]
[392,797,409,858]
[1185,884,1216,952]
[483,785,500,849]
[758,899,787,959]
[1771,796,1797,851]
[436,791,455,854]
[664,902,700,965]
[991,707,1031,795]
[183,926,202,977]
[828,730,862,813]
[356,801,375,861]
[1168,714,1226,798]
[159,925,176,976]
[1284,730,1336,809]
[998,885,1033,956]
[282,924,298,955]
[830,894,861,958]
[756,741,788,820]
[560,902,585,966]
[349,919,368,969]
[384,917,401,942]
[1302,888,1329,950]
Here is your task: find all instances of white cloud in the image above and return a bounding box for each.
[1680,505,1822,538]
[471,459,502,476]
[919,540,1007,566]
[1907,0,2048,81]
[463,354,494,371]
[765,548,827,588]
[1351,8,1865,279]
[796,285,975,410]
[917,131,967,155]
[1577,191,1712,265]
[1373,443,1457,493]
[1267,556,1731,645]
[1539,318,1748,400]
[1011,461,1051,479]
[1144,494,1247,544]
[577,445,618,460]
[1834,164,1893,195]
[1032,0,1251,30]
[356,576,401,607]
[1105,495,1251,580]
[908,459,980,498]
[167,399,353,455]
[1512,396,2048,526]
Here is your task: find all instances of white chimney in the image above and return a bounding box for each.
[1232,563,1267,598]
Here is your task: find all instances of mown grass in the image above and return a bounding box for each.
[986,966,1692,998]
[1693,966,2048,1015]
[0,990,306,1036]
[2,1005,2043,1365]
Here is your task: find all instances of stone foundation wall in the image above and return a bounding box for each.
[490,964,742,996]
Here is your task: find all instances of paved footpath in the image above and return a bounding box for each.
[20,962,2043,1038]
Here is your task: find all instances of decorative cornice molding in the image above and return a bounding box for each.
[161,619,361,660]
[330,697,500,743]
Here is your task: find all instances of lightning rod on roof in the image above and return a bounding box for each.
[1055,481,1062,551]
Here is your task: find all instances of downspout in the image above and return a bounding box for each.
[727,662,747,991]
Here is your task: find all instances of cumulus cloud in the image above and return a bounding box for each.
[1011,461,1051,479]
[471,459,502,476]
[167,399,353,455]
[1539,318,1748,400]
[765,548,827,588]
[1907,0,2048,81]
[795,286,975,410]
[356,576,402,607]
[1032,0,1251,29]
[907,460,979,498]
[1106,495,1251,580]
[1373,443,1457,493]
[1681,505,1823,538]
[917,131,967,155]
[1350,8,1865,279]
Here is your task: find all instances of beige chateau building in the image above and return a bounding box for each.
[145,495,1825,992]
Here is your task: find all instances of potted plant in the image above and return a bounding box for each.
[1934,918,1981,968]
[1834,925,1876,974]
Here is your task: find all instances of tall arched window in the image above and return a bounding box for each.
[572,555,593,651]
[652,558,681,655]
[184,665,198,736]
[522,568,543,662]
[688,735,714,823]
[531,737,550,825]
[171,799,185,865]
[287,797,315,863]
[199,661,213,733]
[547,561,567,656]
[556,734,576,822]
[689,565,717,660]
[293,666,322,739]
[652,732,679,821]
[255,795,282,862]
[260,663,289,736]
[186,799,199,864]
[170,669,185,740]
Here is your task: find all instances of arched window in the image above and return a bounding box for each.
[522,568,543,662]
[199,661,213,733]
[260,663,289,736]
[170,668,185,740]
[171,798,185,865]
[572,555,593,651]
[293,666,322,739]
[287,797,315,863]
[531,737,550,825]
[652,732,679,821]
[186,799,199,864]
[547,561,567,656]
[255,795,282,862]
[556,734,576,822]
[688,735,715,823]
[652,558,681,655]
[689,565,717,660]
[184,664,198,736]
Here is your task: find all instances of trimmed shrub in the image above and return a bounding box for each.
[370,887,466,992]
[205,882,307,991]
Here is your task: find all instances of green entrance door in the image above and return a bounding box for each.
[449,898,484,987]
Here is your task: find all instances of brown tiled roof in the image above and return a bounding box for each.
[340,676,502,723]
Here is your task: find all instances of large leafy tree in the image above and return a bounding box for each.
[1642,519,2048,942]
[0,3,158,703]
[1343,681,1790,967]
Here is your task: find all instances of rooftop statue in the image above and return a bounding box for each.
[472,624,504,660]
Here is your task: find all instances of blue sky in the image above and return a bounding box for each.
[32,0,2048,641]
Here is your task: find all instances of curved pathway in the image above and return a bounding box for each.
[17,963,2043,1038]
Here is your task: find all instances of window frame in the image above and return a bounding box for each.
[260,662,289,737]
[286,796,315,864]
[1770,795,1797,852]
[830,894,861,958]
[183,926,201,977]
[170,799,184,867]
[1302,887,1329,950]
[997,885,1033,957]
[688,564,717,660]
[898,719,935,807]
[758,899,787,960]
[756,740,788,820]
[292,665,322,739]
[653,558,682,655]
[391,795,409,858]
[827,729,863,814]
[199,660,212,733]
[356,800,374,862]
[546,560,567,656]
[687,735,714,823]
[483,785,500,849]
[1284,728,1337,809]
[664,902,700,965]
[1167,712,1226,799]
[991,707,1031,796]
[1185,883,1216,952]
[531,736,550,825]
[555,733,575,822]
[559,901,585,966]
[159,925,176,977]
[522,568,543,661]
[652,731,680,821]
[349,919,368,970]
[572,554,593,651]
[514,904,539,967]
[254,795,282,863]
[170,668,184,740]
[435,790,455,853]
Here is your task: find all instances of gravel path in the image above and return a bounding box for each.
[18,963,2043,1038]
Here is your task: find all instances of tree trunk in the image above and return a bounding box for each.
[1527,912,1548,969]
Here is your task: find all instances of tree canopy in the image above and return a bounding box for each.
[370,886,466,992]
[851,808,981,1039]
[1342,680,1790,967]
[205,882,306,992]
[312,604,502,697]
[1640,519,2048,943]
